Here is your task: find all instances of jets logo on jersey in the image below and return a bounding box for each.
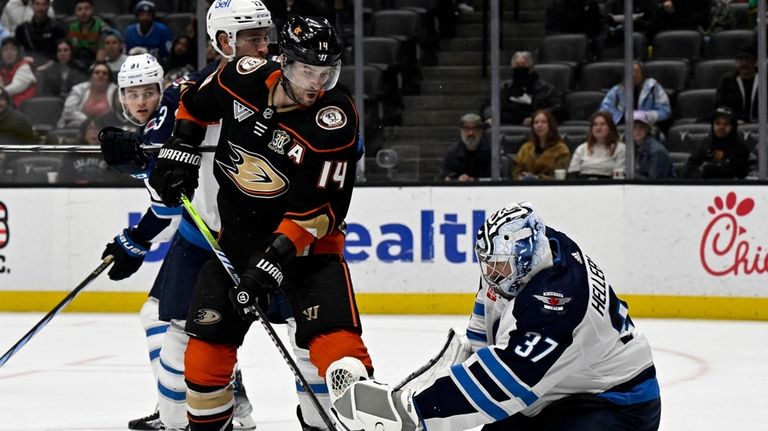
[193,309,222,325]
[533,292,571,312]
[316,106,347,130]
[236,56,267,75]
[216,141,289,198]
[268,130,291,154]
[234,100,254,122]
[571,252,583,264]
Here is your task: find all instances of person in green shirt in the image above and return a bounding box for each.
[66,0,109,69]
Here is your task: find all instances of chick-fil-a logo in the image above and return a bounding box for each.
[699,192,767,276]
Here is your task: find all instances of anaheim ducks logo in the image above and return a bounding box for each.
[316,106,347,130]
[216,141,289,197]
[236,56,267,74]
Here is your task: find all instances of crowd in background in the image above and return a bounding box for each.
[0,0,764,184]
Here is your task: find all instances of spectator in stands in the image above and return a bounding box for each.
[687,106,750,179]
[603,0,657,37]
[0,86,35,144]
[599,61,671,126]
[36,38,88,98]
[57,60,116,129]
[707,0,735,33]
[0,0,55,34]
[715,43,758,123]
[58,114,125,184]
[481,51,565,126]
[98,28,127,74]
[441,113,491,181]
[14,0,65,66]
[545,0,604,39]
[650,0,711,36]
[67,0,110,71]
[124,1,174,63]
[0,37,37,108]
[513,109,570,181]
[163,35,196,72]
[567,111,626,178]
[633,111,674,179]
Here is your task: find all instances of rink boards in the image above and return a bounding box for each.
[0,184,766,320]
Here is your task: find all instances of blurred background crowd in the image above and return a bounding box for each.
[0,0,765,184]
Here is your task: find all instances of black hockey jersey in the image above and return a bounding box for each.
[177,57,360,258]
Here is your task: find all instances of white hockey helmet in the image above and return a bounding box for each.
[475,202,552,299]
[117,53,164,125]
[207,0,272,60]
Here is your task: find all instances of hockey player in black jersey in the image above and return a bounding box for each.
[330,202,661,431]
[149,15,372,431]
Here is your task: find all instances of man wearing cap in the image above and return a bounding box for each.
[440,112,492,181]
[715,43,758,123]
[98,28,127,73]
[632,111,673,179]
[124,0,174,63]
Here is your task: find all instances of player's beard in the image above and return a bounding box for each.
[281,77,321,108]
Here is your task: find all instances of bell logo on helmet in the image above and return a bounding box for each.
[214,0,232,8]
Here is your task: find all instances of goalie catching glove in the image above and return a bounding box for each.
[147,120,204,206]
[101,228,150,280]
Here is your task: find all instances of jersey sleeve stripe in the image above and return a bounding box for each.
[279,121,357,153]
[216,72,261,112]
[450,364,509,421]
[151,203,183,218]
[277,219,316,253]
[597,376,660,405]
[472,301,485,317]
[466,329,486,342]
[176,102,212,128]
[476,347,539,406]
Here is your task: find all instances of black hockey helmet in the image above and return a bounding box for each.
[278,16,342,67]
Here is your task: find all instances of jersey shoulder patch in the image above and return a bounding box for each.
[236,56,267,74]
[316,105,347,130]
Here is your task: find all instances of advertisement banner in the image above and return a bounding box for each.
[1,185,766,309]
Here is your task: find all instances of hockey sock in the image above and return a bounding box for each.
[185,338,238,431]
[158,319,189,429]
[139,297,168,389]
[287,319,330,430]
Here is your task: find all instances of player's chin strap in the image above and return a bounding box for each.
[330,328,471,431]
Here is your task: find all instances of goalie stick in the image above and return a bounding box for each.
[0,144,217,153]
[0,255,114,367]
[179,195,338,430]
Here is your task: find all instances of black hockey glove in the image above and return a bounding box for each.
[229,251,285,322]
[148,136,201,206]
[98,126,150,177]
[101,228,150,281]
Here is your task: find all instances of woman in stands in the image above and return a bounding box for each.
[513,109,570,181]
[567,111,626,179]
[57,60,117,129]
[36,39,88,98]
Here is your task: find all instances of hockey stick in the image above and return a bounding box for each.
[179,195,338,430]
[0,144,217,153]
[0,255,114,368]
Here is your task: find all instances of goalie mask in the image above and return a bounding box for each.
[278,16,342,93]
[475,202,552,299]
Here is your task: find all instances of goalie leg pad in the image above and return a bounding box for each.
[395,327,471,393]
[158,319,189,429]
[331,380,418,431]
[140,296,168,384]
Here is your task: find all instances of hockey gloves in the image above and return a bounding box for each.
[148,136,201,206]
[98,126,151,178]
[102,228,150,280]
[229,251,284,322]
